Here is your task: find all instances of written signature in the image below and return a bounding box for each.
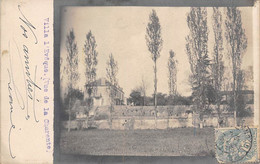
[7,5,41,159]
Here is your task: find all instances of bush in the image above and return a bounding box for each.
[167,95,193,105]
[61,89,84,120]
[237,94,253,117]
[94,114,109,120]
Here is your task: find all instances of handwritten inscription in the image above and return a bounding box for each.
[7,5,41,158]
[18,5,38,44]
[7,70,16,159]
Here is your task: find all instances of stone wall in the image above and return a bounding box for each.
[110,116,193,130]
[63,105,254,130]
[62,115,193,130]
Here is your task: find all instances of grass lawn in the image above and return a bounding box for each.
[60,127,215,156]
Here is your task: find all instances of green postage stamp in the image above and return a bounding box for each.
[215,127,258,163]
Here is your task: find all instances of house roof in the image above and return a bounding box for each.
[95,77,110,86]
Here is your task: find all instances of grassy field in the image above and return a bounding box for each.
[60,128,214,156]
[60,127,215,157]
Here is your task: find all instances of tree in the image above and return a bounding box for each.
[65,29,79,132]
[185,7,210,121]
[168,50,178,96]
[244,66,253,90]
[211,7,225,127]
[156,92,167,106]
[145,9,163,109]
[134,76,149,106]
[225,7,247,126]
[236,70,251,117]
[167,95,193,106]
[106,53,118,128]
[106,54,118,89]
[140,77,148,106]
[129,90,143,106]
[62,89,84,121]
[84,31,98,111]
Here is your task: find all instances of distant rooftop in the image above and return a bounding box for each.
[221,90,254,95]
[87,77,124,92]
[95,77,110,86]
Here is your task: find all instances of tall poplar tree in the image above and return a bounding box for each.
[84,30,98,112]
[168,50,178,96]
[212,7,224,127]
[225,7,247,125]
[145,9,163,109]
[185,7,210,120]
[65,29,79,132]
[106,54,118,129]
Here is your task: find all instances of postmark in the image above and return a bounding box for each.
[215,127,258,163]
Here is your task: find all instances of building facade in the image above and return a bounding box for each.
[84,78,124,106]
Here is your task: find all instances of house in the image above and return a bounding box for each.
[221,90,254,104]
[84,78,125,106]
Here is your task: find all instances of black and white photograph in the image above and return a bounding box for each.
[58,5,258,163]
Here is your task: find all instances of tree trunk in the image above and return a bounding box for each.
[154,61,158,129]
[234,97,237,127]
[217,104,221,128]
[141,106,143,128]
[68,74,72,132]
[109,106,112,130]
[68,98,71,132]
[167,111,169,129]
[233,73,237,127]
[154,61,158,108]
[86,97,92,130]
[109,86,113,130]
[216,91,221,128]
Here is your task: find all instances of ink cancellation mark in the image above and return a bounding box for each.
[215,126,258,163]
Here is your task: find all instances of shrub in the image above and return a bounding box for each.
[94,114,109,120]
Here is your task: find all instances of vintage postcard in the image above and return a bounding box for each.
[1,0,259,164]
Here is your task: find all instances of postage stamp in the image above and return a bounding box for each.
[215,127,258,163]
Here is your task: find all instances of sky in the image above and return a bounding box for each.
[60,7,253,98]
